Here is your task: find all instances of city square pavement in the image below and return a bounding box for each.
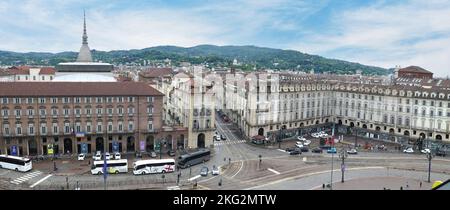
[312,176,433,190]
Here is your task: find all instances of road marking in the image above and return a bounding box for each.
[277,149,287,153]
[268,168,281,175]
[10,171,42,184]
[188,175,201,181]
[167,186,181,190]
[29,174,52,188]
[230,161,244,179]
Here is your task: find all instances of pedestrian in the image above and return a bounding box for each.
[420,181,422,188]
[322,184,325,189]
[400,186,403,190]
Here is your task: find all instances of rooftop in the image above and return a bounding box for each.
[0,82,164,97]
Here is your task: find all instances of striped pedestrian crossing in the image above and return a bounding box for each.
[214,140,246,146]
[10,171,42,185]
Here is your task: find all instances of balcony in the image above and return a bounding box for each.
[52,115,58,119]
[2,116,8,119]
[64,115,69,118]
[28,115,34,119]
[40,115,46,119]
[76,114,81,118]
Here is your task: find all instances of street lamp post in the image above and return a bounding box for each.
[330,152,334,190]
[427,152,434,183]
[339,149,348,183]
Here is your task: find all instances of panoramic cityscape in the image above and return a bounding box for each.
[1,0,450,193]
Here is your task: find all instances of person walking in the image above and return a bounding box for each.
[420,181,422,188]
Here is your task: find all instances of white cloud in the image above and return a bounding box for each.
[293,0,450,77]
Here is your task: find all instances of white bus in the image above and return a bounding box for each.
[133,159,175,175]
[0,155,32,172]
[91,159,128,175]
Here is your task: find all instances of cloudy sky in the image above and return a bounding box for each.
[1,0,449,77]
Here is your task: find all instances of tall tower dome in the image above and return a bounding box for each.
[76,11,93,62]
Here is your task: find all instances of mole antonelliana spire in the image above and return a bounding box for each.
[76,10,93,62]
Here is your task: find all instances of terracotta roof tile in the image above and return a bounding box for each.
[140,68,173,78]
[0,82,163,97]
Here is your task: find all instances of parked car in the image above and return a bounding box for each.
[285,147,296,152]
[200,166,209,176]
[303,140,312,146]
[436,150,447,157]
[77,153,86,161]
[104,152,111,160]
[403,148,414,153]
[221,135,227,140]
[297,137,306,141]
[421,148,431,154]
[295,143,304,148]
[312,147,323,153]
[212,165,220,175]
[300,146,309,152]
[347,149,358,155]
[289,150,301,155]
[93,153,102,161]
[327,147,337,154]
[150,151,157,158]
[168,150,176,157]
[114,152,121,160]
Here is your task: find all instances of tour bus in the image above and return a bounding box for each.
[91,159,128,175]
[0,155,32,172]
[133,159,175,175]
[177,149,210,168]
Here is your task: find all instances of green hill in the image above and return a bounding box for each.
[0,45,391,75]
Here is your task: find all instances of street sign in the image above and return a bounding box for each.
[112,141,119,153]
[11,145,17,156]
[47,144,54,155]
[154,142,161,151]
[139,141,145,152]
[81,143,88,154]
[76,132,85,137]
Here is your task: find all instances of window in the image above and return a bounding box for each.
[128,107,134,114]
[27,109,33,116]
[64,123,70,134]
[51,98,57,104]
[39,108,46,115]
[147,107,153,115]
[96,108,102,115]
[39,98,46,104]
[117,97,123,103]
[1,98,8,104]
[97,123,102,133]
[52,108,58,116]
[63,97,70,104]
[118,107,123,115]
[86,108,91,115]
[96,97,103,103]
[53,123,58,134]
[118,122,123,132]
[15,109,21,117]
[75,109,81,115]
[85,97,91,104]
[16,125,22,135]
[64,108,70,116]
[147,97,154,103]
[40,123,47,135]
[107,97,113,103]
[86,122,92,133]
[27,98,34,104]
[108,122,113,132]
[75,97,81,104]
[128,97,135,103]
[3,124,10,135]
[128,121,134,131]
[28,124,34,135]
[14,98,21,104]
[108,108,113,115]
[148,121,153,131]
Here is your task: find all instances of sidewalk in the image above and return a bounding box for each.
[313,176,433,190]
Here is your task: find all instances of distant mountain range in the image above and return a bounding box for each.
[0,45,391,75]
